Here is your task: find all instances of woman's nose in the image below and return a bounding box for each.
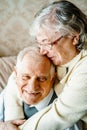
[39,46,48,55]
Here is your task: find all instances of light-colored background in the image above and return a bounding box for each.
[0,0,87,57]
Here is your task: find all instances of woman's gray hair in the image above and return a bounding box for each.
[30,0,87,50]
[16,45,55,79]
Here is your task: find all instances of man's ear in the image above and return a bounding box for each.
[73,34,80,45]
[13,66,17,76]
[51,72,57,86]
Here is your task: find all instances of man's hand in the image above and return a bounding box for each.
[0,120,26,130]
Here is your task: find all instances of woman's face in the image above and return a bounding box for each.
[36,27,79,66]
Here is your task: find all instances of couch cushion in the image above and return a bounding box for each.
[0,56,16,93]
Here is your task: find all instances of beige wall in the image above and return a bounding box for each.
[0,0,87,57]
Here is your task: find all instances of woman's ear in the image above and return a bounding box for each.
[13,66,17,76]
[73,34,80,45]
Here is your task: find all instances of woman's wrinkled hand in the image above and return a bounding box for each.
[0,119,26,130]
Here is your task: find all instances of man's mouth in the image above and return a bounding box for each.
[24,90,40,96]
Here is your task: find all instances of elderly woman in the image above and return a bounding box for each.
[0,0,87,130]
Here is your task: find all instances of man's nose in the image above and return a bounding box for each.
[26,78,39,91]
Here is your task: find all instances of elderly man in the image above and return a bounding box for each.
[0,45,56,129]
[4,45,56,121]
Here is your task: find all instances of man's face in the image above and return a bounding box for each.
[15,54,54,105]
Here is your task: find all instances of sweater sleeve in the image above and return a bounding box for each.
[4,72,24,121]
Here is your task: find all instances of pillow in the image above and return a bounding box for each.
[0,56,16,93]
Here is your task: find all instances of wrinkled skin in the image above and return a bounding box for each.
[0,119,25,130]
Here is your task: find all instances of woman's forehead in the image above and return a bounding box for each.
[37,27,61,43]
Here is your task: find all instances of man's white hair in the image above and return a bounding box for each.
[16,45,55,79]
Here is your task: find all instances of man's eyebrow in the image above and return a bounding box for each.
[37,74,49,78]
[21,74,30,76]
